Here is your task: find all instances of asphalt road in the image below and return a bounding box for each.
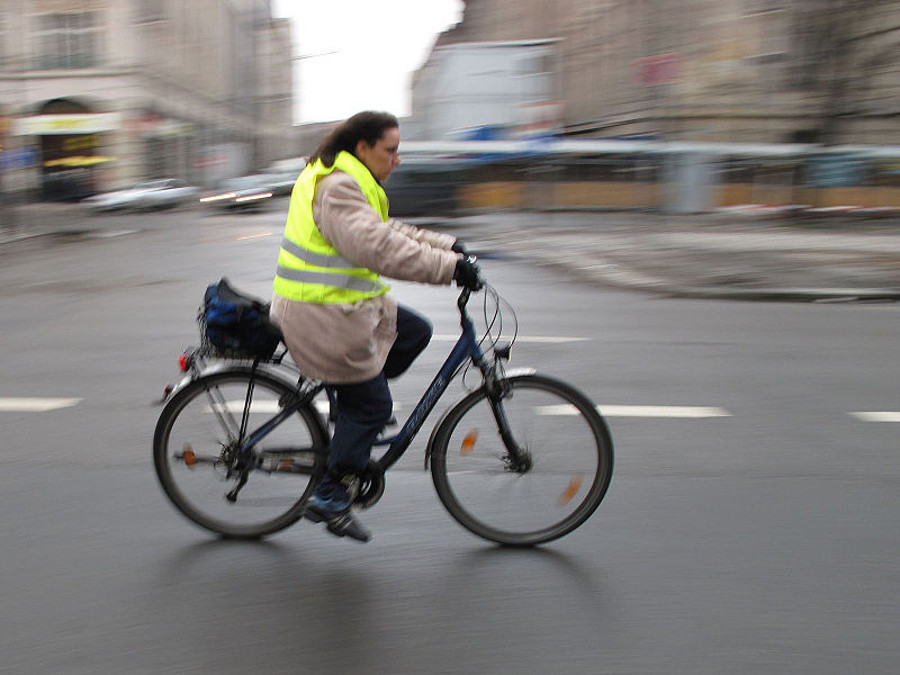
[1,204,898,674]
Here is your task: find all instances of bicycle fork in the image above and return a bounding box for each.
[483,367,533,473]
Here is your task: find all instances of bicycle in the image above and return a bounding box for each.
[153,273,614,546]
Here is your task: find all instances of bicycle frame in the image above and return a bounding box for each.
[231,287,501,473]
[373,289,490,470]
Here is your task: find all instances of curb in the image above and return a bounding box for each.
[530,251,900,303]
[662,287,900,303]
[0,230,51,246]
[0,228,101,247]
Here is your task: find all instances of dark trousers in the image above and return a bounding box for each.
[314,305,432,503]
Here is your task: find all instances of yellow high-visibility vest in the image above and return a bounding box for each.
[273,151,390,303]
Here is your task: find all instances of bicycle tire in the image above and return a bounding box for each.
[430,373,613,546]
[153,367,327,538]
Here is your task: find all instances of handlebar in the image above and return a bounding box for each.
[456,255,485,311]
[457,286,472,313]
[455,254,484,303]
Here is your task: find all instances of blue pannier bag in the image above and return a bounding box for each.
[201,277,282,359]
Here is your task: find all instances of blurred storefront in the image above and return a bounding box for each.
[0,1,294,200]
[12,101,118,200]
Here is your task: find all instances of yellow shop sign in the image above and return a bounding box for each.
[13,113,121,136]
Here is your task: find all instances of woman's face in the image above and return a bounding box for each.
[356,126,401,182]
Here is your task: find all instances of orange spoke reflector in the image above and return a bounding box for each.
[558,475,583,506]
[279,459,294,472]
[183,444,197,467]
[461,431,478,456]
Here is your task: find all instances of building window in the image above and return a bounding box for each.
[516,53,554,76]
[743,1,783,17]
[0,14,7,71]
[32,11,102,70]
[135,0,165,24]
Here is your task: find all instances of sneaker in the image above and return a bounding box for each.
[303,495,372,543]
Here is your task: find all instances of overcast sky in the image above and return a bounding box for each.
[272,0,464,125]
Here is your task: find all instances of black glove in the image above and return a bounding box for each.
[454,257,483,291]
[451,239,468,256]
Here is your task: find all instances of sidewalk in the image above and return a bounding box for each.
[452,211,900,302]
[4,201,900,302]
[0,201,97,244]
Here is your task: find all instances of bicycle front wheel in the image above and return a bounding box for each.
[430,374,613,546]
[153,368,327,538]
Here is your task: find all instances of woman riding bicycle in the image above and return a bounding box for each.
[270,111,481,542]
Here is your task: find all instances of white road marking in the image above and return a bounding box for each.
[540,404,732,418]
[431,335,590,344]
[5,395,891,423]
[849,412,900,422]
[0,397,82,412]
[205,401,282,414]
[236,232,274,241]
[209,401,395,415]
[211,401,730,419]
[599,405,732,418]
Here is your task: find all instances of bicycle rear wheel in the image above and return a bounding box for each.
[153,368,327,538]
[430,374,613,546]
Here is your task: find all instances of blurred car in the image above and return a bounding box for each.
[83,182,154,212]
[263,172,299,197]
[137,179,199,209]
[198,175,274,210]
[83,179,198,212]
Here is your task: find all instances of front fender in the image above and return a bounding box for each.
[424,395,467,471]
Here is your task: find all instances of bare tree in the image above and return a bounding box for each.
[792,0,899,145]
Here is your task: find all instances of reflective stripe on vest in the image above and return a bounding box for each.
[274,265,385,294]
[273,151,390,304]
[279,236,354,269]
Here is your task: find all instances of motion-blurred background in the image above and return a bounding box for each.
[2,1,898,219]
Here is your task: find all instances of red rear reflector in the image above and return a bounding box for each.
[178,354,189,372]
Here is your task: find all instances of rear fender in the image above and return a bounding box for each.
[162,357,298,401]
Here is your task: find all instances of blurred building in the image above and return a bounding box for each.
[0,0,294,200]
[415,0,900,145]
[407,39,562,141]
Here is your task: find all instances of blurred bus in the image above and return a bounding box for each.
[385,140,900,215]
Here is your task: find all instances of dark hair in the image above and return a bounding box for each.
[310,111,399,167]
